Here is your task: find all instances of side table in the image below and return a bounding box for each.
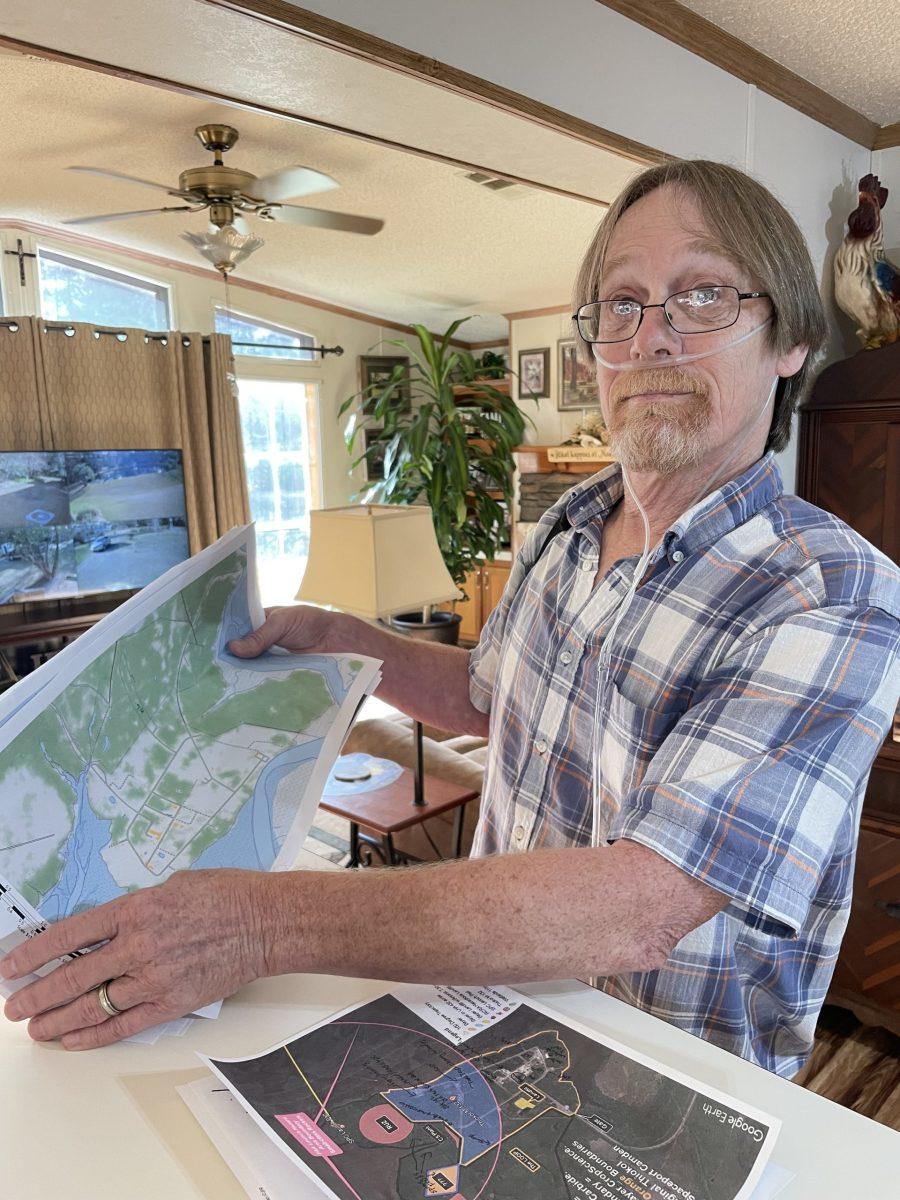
[319,767,480,867]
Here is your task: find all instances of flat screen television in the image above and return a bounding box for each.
[0,450,189,606]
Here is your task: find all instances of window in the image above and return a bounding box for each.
[214,307,316,361]
[237,379,320,605]
[38,249,171,331]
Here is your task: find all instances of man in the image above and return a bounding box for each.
[3,161,899,1077]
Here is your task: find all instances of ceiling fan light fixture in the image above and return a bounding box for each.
[182,224,264,276]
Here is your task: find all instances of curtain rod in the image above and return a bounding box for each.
[41,323,194,346]
[39,324,343,356]
[230,341,344,357]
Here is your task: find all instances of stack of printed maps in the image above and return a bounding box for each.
[0,524,381,1021]
[179,982,791,1200]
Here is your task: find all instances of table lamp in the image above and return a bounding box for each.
[296,504,461,806]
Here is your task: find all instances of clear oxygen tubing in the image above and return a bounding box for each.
[588,369,781,853]
[590,316,772,372]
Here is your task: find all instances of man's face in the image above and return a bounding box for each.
[592,184,782,475]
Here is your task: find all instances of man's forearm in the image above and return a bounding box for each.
[258,842,723,985]
[328,611,489,735]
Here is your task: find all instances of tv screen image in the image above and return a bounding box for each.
[0,450,189,605]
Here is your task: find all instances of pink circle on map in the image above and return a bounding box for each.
[359,1103,414,1144]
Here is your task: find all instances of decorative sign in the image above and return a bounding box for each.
[547,445,612,463]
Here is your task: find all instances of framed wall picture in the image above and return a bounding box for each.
[517,347,550,400]
[558,337,599,410]
[359,355,412,417]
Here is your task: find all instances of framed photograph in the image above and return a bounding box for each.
[359,355,411,417]
[558,337,599,410]
[517,348,550,400]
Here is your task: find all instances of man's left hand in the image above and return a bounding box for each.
[0,869,273,1049]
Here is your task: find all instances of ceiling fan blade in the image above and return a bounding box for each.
[63,205,198,226]
[67,166,194,199]
[253,165,339,202]
[265,205,384,236]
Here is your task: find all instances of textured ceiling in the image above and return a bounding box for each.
[0,53,618,341]
[680,0,899,125]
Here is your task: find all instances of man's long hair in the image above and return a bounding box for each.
[572,160,828,453]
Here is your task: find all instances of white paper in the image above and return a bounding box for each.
[0,525,380,1042]
[178,1075,324,1199]
[390,981,522,1044]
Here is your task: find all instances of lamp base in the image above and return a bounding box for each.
[388,610,461,645]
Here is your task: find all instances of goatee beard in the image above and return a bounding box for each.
[607,368,711,474]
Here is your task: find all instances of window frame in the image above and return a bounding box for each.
[36,245,173,331]
[235,374,323,605]
[213,304,320,365]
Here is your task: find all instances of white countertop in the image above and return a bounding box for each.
[2,851,895,1197]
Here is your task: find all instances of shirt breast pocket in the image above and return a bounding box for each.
[596,679,686,813]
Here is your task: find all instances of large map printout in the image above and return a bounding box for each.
[204,986,780,1200]
[0,525,380,983]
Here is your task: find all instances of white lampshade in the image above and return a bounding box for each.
[296,504,461,619]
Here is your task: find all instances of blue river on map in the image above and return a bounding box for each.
[39,768,121,921]
[216,569,351,699]
[36,573,353,921]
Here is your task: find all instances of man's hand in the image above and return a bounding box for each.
[0,869,274,1050]
[228,604,342,659]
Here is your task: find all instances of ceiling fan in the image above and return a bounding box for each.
[63,124,384,274]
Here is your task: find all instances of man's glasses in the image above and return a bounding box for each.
[572,285,770,344]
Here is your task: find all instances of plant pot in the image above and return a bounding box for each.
[388,610,462,645]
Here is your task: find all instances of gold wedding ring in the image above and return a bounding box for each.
[97,980,123,1018]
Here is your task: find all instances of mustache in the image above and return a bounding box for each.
[611,367,709,404]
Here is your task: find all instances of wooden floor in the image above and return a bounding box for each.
[303,819,900,1131]
[793,1004,900,1130]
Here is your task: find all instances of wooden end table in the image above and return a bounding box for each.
[319,768,480,867]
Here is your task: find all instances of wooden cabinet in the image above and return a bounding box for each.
[797,342,900,1033]
[446,560,511,644]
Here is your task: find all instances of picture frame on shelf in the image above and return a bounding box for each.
[517,347,550,400]
[359,354,412,417]
[558,337,599,410]
[363,428,387,483]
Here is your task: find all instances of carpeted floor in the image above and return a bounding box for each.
[302,816,900,1131]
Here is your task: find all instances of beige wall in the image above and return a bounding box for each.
[509,311,588,447]
[0,224,427,509]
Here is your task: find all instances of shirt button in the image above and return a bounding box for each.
[560,650,572,665]
[513,824,526,843]
[581,559,594,572]
[671,549,684,563]
[535,739,548,755]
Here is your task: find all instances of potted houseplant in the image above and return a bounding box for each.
[472,349,507,379]
[340,317,531,643]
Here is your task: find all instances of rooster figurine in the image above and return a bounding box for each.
[834,174,900,349]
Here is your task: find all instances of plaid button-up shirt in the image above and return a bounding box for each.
[469,453,900,1076]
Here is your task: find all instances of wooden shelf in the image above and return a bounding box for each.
[452,376,510,399]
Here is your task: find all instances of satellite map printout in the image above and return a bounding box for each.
[205,987,779,1200]
[0,525,380,950]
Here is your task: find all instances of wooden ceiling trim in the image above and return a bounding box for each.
[596,1,880,149]
[874,123,900,151]
[0,34,605,210]
[202,0,668,167]
[503,304,572,322]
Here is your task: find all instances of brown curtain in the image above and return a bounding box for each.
[0,319,249,552]
[0,318,53,449]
